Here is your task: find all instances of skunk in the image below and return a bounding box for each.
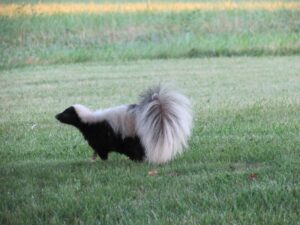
[55,85,192,164]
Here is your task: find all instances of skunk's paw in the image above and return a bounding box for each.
[91,152,97,162]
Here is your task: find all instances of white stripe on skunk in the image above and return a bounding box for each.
[73,85,192,164]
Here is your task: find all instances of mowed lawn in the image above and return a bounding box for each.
[0,56,300,224]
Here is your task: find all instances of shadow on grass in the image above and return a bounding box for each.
[0,156,270,184]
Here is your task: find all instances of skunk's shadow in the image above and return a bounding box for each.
[1,157,144,187]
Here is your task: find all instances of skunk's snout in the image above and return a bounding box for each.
[55,107,78,125]
[55,112,68,124]
[55,113,63,122]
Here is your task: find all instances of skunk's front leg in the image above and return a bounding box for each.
[95,149,108,160]
[87,141,108,161]
[91,151,97,162]
[90,150,108,161]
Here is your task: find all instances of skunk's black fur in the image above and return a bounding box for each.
[55,85,192,164]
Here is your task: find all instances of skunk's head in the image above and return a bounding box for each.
[55,106,81,126]
[56,104,93,127]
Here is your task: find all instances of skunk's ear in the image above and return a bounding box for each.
[55,106,80,125]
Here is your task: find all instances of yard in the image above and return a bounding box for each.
[1,56,300,224]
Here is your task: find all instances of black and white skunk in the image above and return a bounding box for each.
[55,85,192,164]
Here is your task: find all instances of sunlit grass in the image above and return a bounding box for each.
[0,1,299,16]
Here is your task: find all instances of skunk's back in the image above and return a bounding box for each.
[135,85,192,164]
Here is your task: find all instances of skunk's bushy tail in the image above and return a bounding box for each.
[135,85,193,164]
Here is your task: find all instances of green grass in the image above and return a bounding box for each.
[1,56,300,224]
[1,9,300,70]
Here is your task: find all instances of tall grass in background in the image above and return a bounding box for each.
[0,2,299,69]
